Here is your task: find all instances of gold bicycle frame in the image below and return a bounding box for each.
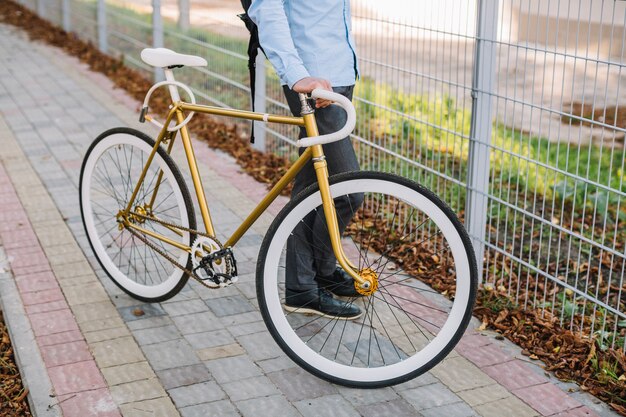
[121,99,364,285]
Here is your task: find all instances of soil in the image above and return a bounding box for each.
[0,311,31,417]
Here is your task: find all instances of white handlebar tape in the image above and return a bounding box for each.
[296,88,357,148]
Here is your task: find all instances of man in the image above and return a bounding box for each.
[248,0,364,319]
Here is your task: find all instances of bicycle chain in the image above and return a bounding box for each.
[123,212,229,289]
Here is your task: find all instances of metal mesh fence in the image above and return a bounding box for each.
[22,0,626,350]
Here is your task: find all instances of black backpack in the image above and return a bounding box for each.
[238,1,266,143]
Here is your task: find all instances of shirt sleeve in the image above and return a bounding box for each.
[248,0,310,89]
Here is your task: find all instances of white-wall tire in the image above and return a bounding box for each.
[80,127,195,302]
[256,171,477,387]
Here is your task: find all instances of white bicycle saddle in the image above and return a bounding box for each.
[141,48,207,68]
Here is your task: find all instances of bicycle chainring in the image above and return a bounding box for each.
[191,236,238,288]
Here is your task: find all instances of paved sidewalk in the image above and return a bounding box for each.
[0,23,618,417]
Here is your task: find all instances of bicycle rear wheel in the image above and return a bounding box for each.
[80,127,195,302]
[257,171,477,387]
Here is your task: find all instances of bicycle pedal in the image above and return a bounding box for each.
[197,271,238,289]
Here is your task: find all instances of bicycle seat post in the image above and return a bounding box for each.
[163,67,181,103]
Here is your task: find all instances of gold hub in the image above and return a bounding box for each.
[355,267,378,296]
[129,205,150,224]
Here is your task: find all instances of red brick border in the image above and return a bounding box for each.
[0,163,121,417]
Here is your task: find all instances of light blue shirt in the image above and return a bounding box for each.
[248,0,358,89]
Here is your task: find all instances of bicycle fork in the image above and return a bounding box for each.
[299,95,377,295]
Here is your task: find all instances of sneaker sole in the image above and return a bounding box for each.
[283,304,362,321]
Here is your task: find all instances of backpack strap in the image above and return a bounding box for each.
[238,7,265,144]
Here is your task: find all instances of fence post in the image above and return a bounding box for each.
[178,0,190,31]
[62,0,71,32]
[36,0,45,17]
[252,52,267,152]
[466,0,499,284]
[153,0,164,81]
[97,0,107,53]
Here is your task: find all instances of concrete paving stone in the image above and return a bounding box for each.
[420,401,478,417]
[236,331,284,361]
[80,316,127,334]
[160,288,200,304]
[549,406,601,417]
[110,378,167,405]
[295,394,361,417]
[37,329,84,347]
[72,300,119,324]
[204,355,263,384]
[196,342,246,361]
[222,375,281,402]
[126,315,174,331]
[168,381,226,408]
[142,339,201,371]
[48,360,107,395]
[474,396,539,417]
[20,287,64,306]
[179,400,240,417]
[118,397,179,417]
[256,356,299,374]
[62,281,111,306]
[91,336,146,369]
[156,364,212,390]
[56,387,120,417]
[171,310,224,334]
[569,392,616,417]
[110,293,148,309]
[132,325,182,346]
[226,319,267,337]
[118,303,166,322]
[356,399,423,417]
[53,259,98,279]
[431,356,497,392]
[513,382,581,416]
[483,360,549,391]
[457,384,511,407]
[41,240,82,257]
[40,340,92,367]
[392,372,439,392]
[233,259,256,275]
[161,298,209,317]
[33,224,75,246]
[400,382,462,410]
[56,274,94,288]
[236,233,264,247]
[220,310,263,328]
[197,284,241,300]
[236,395,302,417]
[237,281,257,300]
[29,308,79,337]
[337,385,399,407]
[102,362,156,387]
[184,329,235,350]
[268,367,337,402]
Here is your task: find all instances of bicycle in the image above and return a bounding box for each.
[79,48,478,388]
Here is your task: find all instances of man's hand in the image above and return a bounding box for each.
[292,77,333,108]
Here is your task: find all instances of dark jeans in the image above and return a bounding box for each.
[283,85,363,291]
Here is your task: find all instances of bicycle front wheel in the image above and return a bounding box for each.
[257,171,477,387]
[80,127,196,302]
